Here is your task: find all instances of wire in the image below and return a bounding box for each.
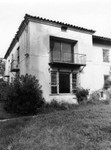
[29,54,48,57]
[18,57,26,64]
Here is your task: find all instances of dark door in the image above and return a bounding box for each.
[59,72,70,93]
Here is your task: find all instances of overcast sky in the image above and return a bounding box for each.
[0,0,111,58]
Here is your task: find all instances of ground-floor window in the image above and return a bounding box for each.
[104,75,109,82]
[59,72,70,93]
[72,73,77,93]
[51,71,78,94]
[51,72,57,94]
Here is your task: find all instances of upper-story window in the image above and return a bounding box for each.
[17,47,20,65]
[103,49,109,62]
[50,37,74,63]
[11,54,14,62]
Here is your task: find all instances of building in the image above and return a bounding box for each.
[4,14,111,103]
[0,58,5,80]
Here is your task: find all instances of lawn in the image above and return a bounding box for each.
[0,101,18,120]
[0,101,13,119]
[1,102,111,150]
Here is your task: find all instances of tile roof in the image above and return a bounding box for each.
[93,35,111,41]
[25,14,95,33]
[93,35,111,45]
[4,14,96,59]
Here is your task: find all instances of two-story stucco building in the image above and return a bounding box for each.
[4,14,111,103]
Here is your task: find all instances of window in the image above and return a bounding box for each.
[51,72,57,94]
[11,54,14,62]
[103,49,109,62]
[51,41,61,62]
[50,38,73,63]
[62,43,72,62]
[104,75,109,82]
[51,71,78,94]
[104,75,109,89]
[17,47,20,65]
[72,73,77,93]
[61,25,67,32]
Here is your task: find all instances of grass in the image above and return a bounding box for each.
[0,101,15,120]
[0,101,19,120]
[1,101,111,150]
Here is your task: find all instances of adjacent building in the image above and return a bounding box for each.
[4,14,111,103]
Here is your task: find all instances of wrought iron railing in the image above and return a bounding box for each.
[11,60,19,72]
[50,51,86,65]
[74,53,86,65]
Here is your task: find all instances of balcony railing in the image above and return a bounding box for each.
[74,53,86,65]
[50,51,86,66]
[11,60,19,72]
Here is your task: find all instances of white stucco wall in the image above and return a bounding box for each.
[5,25,29,82]
[81,44,111,92]
[19,25,29,75]
[28,21,93,103]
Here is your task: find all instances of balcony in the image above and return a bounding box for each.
[49,51,86,68]
[10,60,19,72]
[74,53,86,65]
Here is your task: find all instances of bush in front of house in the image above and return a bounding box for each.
[88,90,111,105]
[45,100,67,110]
[88,90,101,105]
[4,74,44,115]
[39,100,78,114]
[0,79,9,101]
[75,88,89,104]
[89,90,100,102]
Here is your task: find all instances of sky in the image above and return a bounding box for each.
[0,0,111,58]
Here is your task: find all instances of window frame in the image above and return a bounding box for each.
[50,70,78,95]
[50,36,76,63]
[72,73,77,93]
[104,75,109,82]
[50,71,58,94]
[17,47,20,65]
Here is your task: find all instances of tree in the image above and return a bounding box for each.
[0,80,9,101]
[4,74,45,115]
[0,58,5,77]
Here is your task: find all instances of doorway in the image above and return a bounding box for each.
[59,72,70,93]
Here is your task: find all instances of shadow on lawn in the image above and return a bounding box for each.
[0,116,32,150]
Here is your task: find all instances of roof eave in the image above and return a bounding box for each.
[25,14,95,34]
[4,18,29,59]
[4,14,95,59]
[93,35,111,45]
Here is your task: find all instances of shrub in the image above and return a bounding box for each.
[43,100,78,113]
[88,90,111,105]
[0,80,9,101]
[75,88,89,103]
[45,100,67,110]
[88,90,101,105]
[89,91,100,102]
[4,74,44,115]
